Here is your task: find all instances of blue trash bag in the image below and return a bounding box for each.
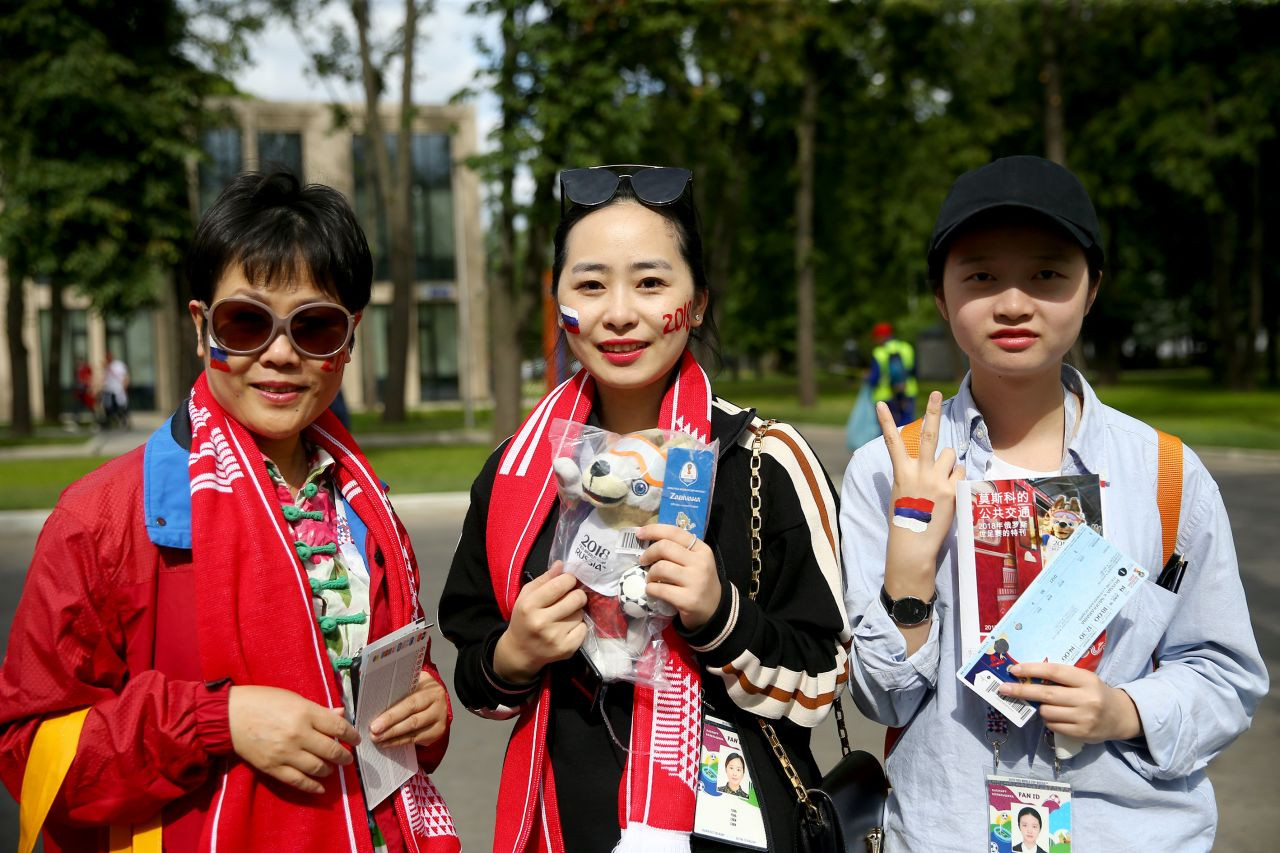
[845,384,882,452]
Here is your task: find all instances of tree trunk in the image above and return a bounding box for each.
[702,104,751,375]
[794,64,818,409]
[1267,277,1278,387]
[1041,0,1087,372]
[491,0,523,443]
[44,275,65,423]
[1093,219,1121,384]
[4,252,33,436]
[1210,211,1239,385]
[353,0,415,422]
[1041,0,1066,166]
[1242,157,1262,389]
[173,263,202,394]
[522,170,555,330]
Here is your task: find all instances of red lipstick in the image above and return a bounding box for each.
[597,339,648,365]
[990,328,1038,351]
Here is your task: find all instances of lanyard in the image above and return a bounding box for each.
[986,709,1062,778]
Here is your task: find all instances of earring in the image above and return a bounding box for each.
[694,313,702,322]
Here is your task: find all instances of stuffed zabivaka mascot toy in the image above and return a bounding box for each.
[551,427,699,684]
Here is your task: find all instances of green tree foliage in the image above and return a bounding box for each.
[460,0,1279,407]
[0,0,242,430]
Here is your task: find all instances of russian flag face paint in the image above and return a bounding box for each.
[209,345,232,372]
[559,304,581,334]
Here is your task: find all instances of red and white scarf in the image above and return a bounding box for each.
[486,350,711,853]
[186,373,459,853]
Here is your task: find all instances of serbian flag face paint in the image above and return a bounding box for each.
[209,345,232,372]
[559,304,581,334]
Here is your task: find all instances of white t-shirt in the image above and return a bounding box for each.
[102,359,129,403]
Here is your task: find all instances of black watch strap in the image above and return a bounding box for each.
[879,584,936,627]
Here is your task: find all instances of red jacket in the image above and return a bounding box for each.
[0,416,449,851]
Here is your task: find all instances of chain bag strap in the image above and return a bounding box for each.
[748,421,886,853]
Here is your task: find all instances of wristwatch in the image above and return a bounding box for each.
[879,584,936,627]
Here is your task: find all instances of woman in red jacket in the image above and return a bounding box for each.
[0,171,458,853]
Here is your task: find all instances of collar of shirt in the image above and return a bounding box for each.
[946,365,1109,479]
[264,442,337,499]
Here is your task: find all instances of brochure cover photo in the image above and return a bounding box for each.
[955,474,1104,659]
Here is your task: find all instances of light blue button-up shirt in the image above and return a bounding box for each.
[839,367,1267,851]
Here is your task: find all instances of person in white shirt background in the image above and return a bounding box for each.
[100,350,130,428]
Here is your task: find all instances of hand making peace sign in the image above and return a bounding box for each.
[877,391,965,648]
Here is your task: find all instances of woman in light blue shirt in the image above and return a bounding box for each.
[840,156,1267,850]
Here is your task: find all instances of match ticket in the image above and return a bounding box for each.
[352,617,433,806]
[957,526,1148,726]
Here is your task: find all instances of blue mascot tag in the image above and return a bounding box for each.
[659,446,716,539]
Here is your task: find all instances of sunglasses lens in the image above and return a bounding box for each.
[630,168,692,205]
[291,305,351,356]
[210,301,274,353]
[562,168,623,207]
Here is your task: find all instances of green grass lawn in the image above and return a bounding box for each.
[364,444,493,495]
[0,431,95,448]
[715,368,1280,452]
[348,406,494,434]
[0,446,492,511]
[0,457,118,511]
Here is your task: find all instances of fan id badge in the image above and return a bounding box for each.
[985,774,1072,853]
[692,714,768,850]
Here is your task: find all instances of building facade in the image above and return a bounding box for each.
[0,97,488,423]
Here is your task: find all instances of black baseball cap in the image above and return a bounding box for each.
[928,156,1103,270]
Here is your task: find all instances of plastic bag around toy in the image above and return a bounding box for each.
[547,419,719,687]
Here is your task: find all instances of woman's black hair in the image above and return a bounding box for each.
[1016,806,1042,829]
[551,174,721,362]
[187,170,373,312]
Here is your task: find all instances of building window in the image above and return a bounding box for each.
[418,302,459,401]
[411,133,456,280]
[37,308,89,414]
[105,312,157,411]
[352,132,456,282]
[360,303,392,406]
[257,131,303,178]
[199,128,243,214]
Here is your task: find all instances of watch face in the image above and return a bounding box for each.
[891,597,930,626]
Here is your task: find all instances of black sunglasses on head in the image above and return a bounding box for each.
[559,165,693,215]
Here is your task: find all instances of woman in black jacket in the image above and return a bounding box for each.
[439,165,849,853]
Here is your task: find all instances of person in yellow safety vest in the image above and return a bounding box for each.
[867,321,918,426]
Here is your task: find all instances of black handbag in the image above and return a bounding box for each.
[748,421,888,853]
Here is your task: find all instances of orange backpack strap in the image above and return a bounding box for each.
[1155,429,1184,567]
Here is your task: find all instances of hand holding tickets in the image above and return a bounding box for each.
[353,618,434,806]
[957,526,1148,727]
